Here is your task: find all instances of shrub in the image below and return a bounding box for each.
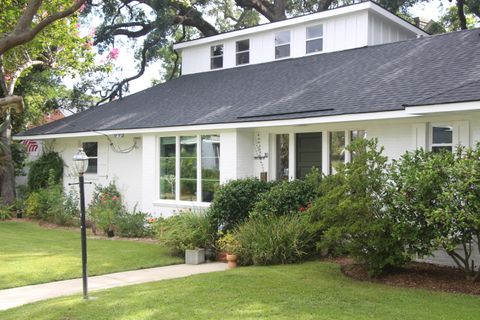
[250,168,322,219]
[116,208,153,238]
[310,138,409,277]
[0,201,13,220]
[88,182,124,235]
[25,184,79,226]
[234,214,314,266]
[25,188,50,219]
[388,146,480,281]
[27,152,63,191]
[155,210,215,256]
[209,178,276,232]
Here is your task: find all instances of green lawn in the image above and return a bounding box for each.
[0,221,182,289]
[1,262,479,320]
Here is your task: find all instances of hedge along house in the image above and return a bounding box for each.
[15,1,480,224]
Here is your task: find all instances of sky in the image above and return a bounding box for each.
[84,0,453,95]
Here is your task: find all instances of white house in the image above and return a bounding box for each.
[15,1,480,227]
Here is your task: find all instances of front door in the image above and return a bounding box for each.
[296,132,322,179]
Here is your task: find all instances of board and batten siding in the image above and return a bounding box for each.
[180,9,419,75]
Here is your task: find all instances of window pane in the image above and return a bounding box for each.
[350,130,366,161]
[275,44,290,59]
[306,25,323,39]
[276,134,289,180]
[211,56,223,69]
[160,137,176,200]
[236,52,249,65]
[180,136,197,201]
[351,130,367,142]
[86,158,97,174]
[236,39,249,52]
[82,142,97,174]
[329,131,345,174]
[275,31,290,46]
[432,126,453,144]
[83,142,97,157]
[432,146,453,153]
[306,38,323,53]
[201,135,220,202]
[211,45,223,57]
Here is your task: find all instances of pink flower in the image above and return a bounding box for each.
[88,27,96,37]
[112,196,118,201]
[299,207,306,212]
[79,3,86,13]
[107,48,120,60]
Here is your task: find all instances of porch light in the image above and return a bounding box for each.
[73,148,89,175]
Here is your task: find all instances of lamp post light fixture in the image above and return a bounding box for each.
[72,148,89,299]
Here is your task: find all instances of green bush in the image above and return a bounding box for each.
[116,209,152,238]
[88,182,124,235]
[388,146,480,281]
[234,214,314,266]
[209,178,276,232]
[27,152,64,191]
[25,185,79,226]
[310,138,409,277]
[0,200,13,220]
[155,210,215,256]
[250,168,322,219]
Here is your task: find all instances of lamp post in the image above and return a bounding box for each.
[73,148,89,300]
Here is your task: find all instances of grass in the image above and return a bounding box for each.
[1,261,479,319]
[0,220,182,289]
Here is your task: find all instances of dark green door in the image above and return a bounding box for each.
[296,132,322,179]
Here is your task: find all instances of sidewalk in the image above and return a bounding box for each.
[0,262,227,311]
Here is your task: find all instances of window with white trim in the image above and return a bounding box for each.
[275,30,290,59]
[236,39,250,65]
[82,142,98,174]
[210,45,223,69]
[306,24,323,54]
[431,125,453,152]
[159,135,220,202]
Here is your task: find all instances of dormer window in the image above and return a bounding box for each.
[306,24,323,54]
[275,30,291,59]
[236,39,250,65]
[210,45,223,69]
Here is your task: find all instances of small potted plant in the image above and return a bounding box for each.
[217,232,239,269]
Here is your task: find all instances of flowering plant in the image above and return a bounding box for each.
[89,182,125,235]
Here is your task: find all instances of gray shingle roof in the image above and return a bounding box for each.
[17,28,480,137]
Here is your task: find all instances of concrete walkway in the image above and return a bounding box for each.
[0,262,227,311]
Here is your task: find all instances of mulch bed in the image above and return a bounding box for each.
[340,259,480,295]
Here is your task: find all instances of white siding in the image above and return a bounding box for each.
[368,12,416,46]
[55,135,143,212]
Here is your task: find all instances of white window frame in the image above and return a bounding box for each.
[158,134,220,204]
[305,24,324,55]
[210,44,223,70]
[274,30,291,59]
[430,124,453,152]
[236,39,250,66]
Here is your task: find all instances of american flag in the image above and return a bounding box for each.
[21,140,39,153]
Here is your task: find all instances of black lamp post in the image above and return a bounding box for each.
[73,148,89,300]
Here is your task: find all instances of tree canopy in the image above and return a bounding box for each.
[91,0,480,101]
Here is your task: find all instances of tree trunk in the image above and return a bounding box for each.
[0,112,16,205]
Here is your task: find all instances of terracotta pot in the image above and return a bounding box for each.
[226,254,237,269]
